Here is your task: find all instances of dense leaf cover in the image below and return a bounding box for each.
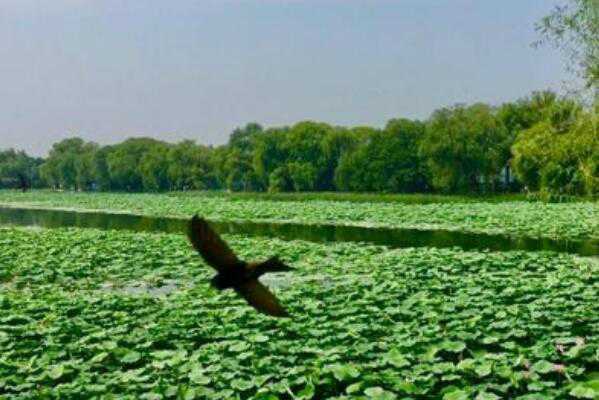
[0,227,597,399]
[0,191,597,241]
[2,90,597,196]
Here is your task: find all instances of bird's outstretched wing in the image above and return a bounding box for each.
[235,279,289,317]
[188,215,240,272]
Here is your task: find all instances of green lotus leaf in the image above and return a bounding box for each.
[188,366,210,385]
[90,352,109,364]
[384,348,410,368]
[296,381,315,399]
[531,360,554,375]
[364,386,397,400]
[231,378,254,391]
[569,380,599,399]
[327,364,360,381]
[47,364,65,380]
[346,382,362,394]
[475,391,500,400]
[475,361,493,378]
[441,341,466,353]
[442,388,469,400]
[120,351,141,364]
[0,221,597,399]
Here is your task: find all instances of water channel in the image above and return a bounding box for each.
[1,206,597,256]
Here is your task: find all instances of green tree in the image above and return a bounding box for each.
[222,147,261,191]
[287,161,318,191]
[39,138,98,190]
[105,138,167,191]
[139,144,170,191]
[511,121,556,191]
[228,123,263,154]
[216,123,264,191]
[268,165,292,192]
[335,121,428,193]
[536,0,599,96]
[252,127,289,189]
[75,146,98,190]
[319,127,360,190]
[284,122,331,190]
[167,140,216,190]
[0,149,43,190]
[91,146,113,191]
[498,91,561,136]
[420,104,510,193]
[497,91,566,189]
[512,105,597,195]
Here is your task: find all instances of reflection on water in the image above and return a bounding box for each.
[0,206,597,256]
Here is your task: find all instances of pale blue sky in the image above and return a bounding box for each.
[1,0,567,156]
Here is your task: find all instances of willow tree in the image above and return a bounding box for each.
[536,0,599,98]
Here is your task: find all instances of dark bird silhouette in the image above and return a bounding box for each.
[187,215,293,317]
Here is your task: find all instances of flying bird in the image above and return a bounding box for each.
[187,215,293,317]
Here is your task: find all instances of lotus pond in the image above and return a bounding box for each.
[0,191,597,241]
[1,226,598,399]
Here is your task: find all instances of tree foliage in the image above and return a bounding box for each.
[420,103,510,193]
[335,121,429,193]
[0,149,43,190]
[536,0,599,97]
[4,90,596,197]
[40,138,98,190]
[512,105,598,195]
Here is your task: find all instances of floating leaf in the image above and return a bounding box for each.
[475,361,493,377]
[231,378,254,391]
[188,366,210,385]
[0,221,597,399]
[346,382,362,394]
[327,364,360,381]
[364,386,397,400]
[297,381,315,399]
[90,352,109,364]
[443,388,469,400]
[385,348,410,368]
[441,341,466,353]
[476,392,500,400]
[569,385,597,399]
[47,365,64,380]
[532,360,554,375]
[121,350,141,364]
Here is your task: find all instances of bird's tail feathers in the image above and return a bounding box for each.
[255,257,293,276]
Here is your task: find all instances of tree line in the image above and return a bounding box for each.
[1,0,596,197]
[1,91,597,196]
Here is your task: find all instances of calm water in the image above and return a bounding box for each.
[0,206,597,256]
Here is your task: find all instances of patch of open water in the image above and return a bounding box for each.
[0,206,597,256]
